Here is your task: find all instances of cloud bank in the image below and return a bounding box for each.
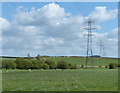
[1,3,118,57]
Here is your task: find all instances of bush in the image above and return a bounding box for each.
[15,58,26,69]
[32,60,49,70]
[118,64,120,67]
[2,60,16,69]
[45,60,56,69]
[109,63,116,69]
[42,63,50,70]
[32,60,43,69]
[32,60,38,69]
[81,65,84,68]
[23,60,33,69]
[57,61,70,69]
[70,65,77,69]
[99,66,102,68]
[105,66,108,68]
[37,60,45,69]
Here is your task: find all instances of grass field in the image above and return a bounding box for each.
[46,57,118,66]
[2,69,118,91]
[0,58,16,60]
[0,57,118,66]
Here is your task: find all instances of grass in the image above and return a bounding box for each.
[0,57,118,67]
[0,58,16,60]
[46,57,118,66]
[2,69,118,91]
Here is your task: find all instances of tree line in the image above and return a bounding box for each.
[1,58,119,70]
[2,58,77,70]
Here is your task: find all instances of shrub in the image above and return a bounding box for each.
[109,63,116,69]
[57,61,70,69]
[15,58,26,69]
[70,65,77,69]
[114,63,118,68]
[45,60,56,69]
[81,65,84,68]
[118,64,120,67]
[42,63,50,70]
[34,60,44,69]
[105,66,108,68]
[32,60,38,69]
[32,60,49,69]
[2,60,16,69]
[23,60,33,69]
[99,66,102,68]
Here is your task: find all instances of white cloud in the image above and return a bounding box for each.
[1,3,118,57]
[90,7,118,22]
[44,38,64,46]
[0,18,10,31]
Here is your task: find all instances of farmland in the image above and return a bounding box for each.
[46,56,118,66]
[0,56,118,66]
[2,69,118,91]
[1,57,119,91]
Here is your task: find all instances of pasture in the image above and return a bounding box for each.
[46,57,118,66]
[2,69,118,91]
[0,56,118,66]
[1,57,118,91]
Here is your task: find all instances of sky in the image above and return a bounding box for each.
[1,2,118,57]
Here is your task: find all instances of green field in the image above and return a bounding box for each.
[0,57,118,66]
[1,57,118,91]
[46,57,118,66]
[2,69,118,91]
[0,58,16,60]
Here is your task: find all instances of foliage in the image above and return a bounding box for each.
[57,61,70,69]
[105,66,108,68]
[42,63,50,70]
[81,65,84,68]
[15,58,26,69]
[118,64,120,68]
[2,60,16,69]
[23,60,33,69]
[32,60,49,70]
[99,66,102,68]
[109,63,116,69]
[45,60,56,69]
[70,64,77,69]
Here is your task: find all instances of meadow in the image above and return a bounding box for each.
[1,57,119,91]
[2,69,118,91]
[46,56,118,66]
[1,56,118,66]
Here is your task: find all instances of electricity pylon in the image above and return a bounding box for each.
[84,18,96,68]
[99,40,105,57]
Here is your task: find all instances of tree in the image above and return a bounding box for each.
[45,60,56,69]
[57,61,70,69]
[2,60,16,69]
[70,65,77,69]
[42,63,50,70]
[109,63,116,69]
[32,60,47,69]
[24,60,33,69]
[15,58,26,69]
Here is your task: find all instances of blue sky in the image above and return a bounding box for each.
[2,2,118,19]
[1,2,118,57]
[2,2,118,33]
